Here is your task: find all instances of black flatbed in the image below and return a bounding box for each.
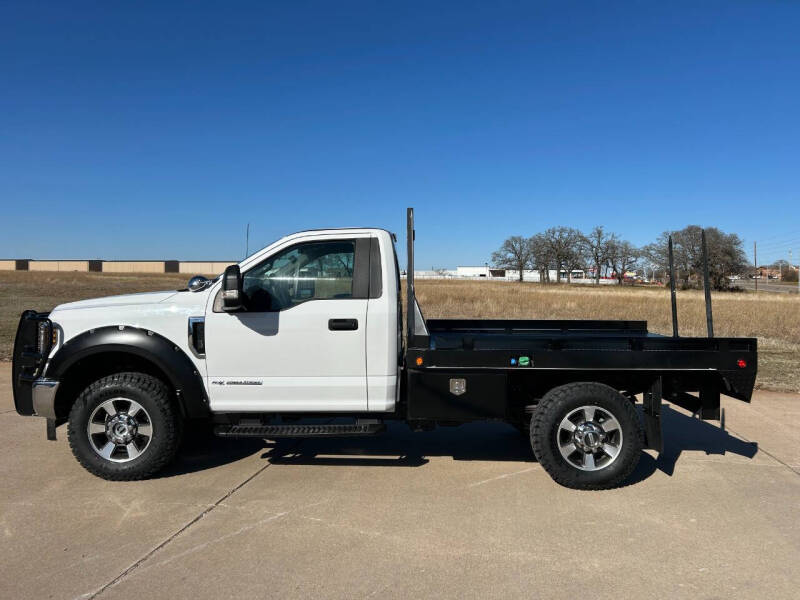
[408,317,756,394]
[425,319,755,367]
[404,317,757,447]
[402,209,757,444]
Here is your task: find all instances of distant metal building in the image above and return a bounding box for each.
[455,266,591,282]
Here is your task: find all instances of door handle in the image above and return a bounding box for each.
[328,318,358,331]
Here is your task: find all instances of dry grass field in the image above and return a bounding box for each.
[415,279,800,392]
[1,272,798,391]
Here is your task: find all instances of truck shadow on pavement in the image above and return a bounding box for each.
[163,404,758,485]
[158,423,267,478]
[262,404,759,485]
[636,403,758,480]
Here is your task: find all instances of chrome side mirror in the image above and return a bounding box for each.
[188,275,211,292]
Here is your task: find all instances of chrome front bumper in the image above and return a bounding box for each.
[31,379,60,419]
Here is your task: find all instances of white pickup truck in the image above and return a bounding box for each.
[13,209,757,489]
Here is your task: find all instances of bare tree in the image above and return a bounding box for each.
[490,222,748,292]
[565,234,589,283]
[542,226,584,283]
[583,226,614,284]
[528,233,552,283]
[646,226,747,290]
[607,239,640,284]
[491,236,532,282]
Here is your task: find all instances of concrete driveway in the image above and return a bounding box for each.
[1,362,798,599]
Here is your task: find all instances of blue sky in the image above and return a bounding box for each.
[1,1,798,267]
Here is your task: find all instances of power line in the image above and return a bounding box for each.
[746,236,800,251]
[744,229,800,244]
[755,243,800,255]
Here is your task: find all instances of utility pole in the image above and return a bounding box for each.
[245,223,250,259]
[753,241,757,292]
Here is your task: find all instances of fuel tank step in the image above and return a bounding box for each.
[214,422,386,438]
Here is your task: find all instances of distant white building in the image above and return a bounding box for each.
[407,266,615,284]
[411,269,457,279]
[455,265,492,278]
[455,266,589,282]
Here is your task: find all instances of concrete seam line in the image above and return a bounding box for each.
[725,426,800,477]
[84,439,305,600]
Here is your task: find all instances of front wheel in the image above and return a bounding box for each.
[530,382,643,490]
[67,372,182,480]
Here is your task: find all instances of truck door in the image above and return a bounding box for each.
[203,236,369,412]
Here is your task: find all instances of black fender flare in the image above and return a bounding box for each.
[46,325,209,418]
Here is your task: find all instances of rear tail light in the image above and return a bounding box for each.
[737,359,747,369]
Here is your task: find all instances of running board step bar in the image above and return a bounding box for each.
[214,422,386,438]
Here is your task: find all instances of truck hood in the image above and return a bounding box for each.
[54,290,180,311]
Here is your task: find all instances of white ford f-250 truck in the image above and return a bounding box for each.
[13,209,757,489]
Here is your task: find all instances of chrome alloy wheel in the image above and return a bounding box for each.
[557,405,623,471]
[87,398,153,462]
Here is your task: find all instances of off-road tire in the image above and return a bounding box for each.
[67,372,182,480]
[530,382,643,490]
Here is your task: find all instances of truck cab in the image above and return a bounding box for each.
[202,228,400,413]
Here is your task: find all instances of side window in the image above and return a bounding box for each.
[242,240,355,311]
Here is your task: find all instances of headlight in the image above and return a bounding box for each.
[37,321,53,356]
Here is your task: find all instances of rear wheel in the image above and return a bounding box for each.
[67,372,181,480]
[530,382,643,490]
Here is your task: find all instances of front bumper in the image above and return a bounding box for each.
[12,310,53,416]
[31,379,59,419]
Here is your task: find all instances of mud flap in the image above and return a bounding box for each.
[46,418,57,441]
[643,377,663,454]
[668,387,721,421]
[700,385,721,421]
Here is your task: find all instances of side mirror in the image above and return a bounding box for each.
[187,275,211,292]
[221,265,244,312]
